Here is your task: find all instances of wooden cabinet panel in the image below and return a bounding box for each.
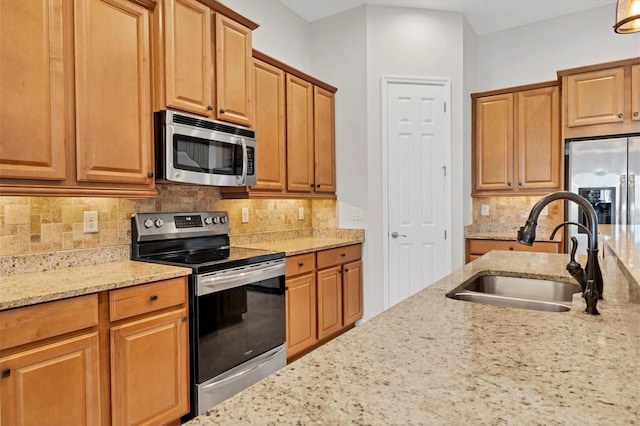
[633,64,640,122]
[286,74,315,192]
[0,0,67,181]
[314,86,336,193]
[0,333,101,426]
[252,58,286,191]
[110,308,189,426]
[286,253,315,277]
[316,245,362,269]
[163,0,213,116]
[566,67,625,127]
[285,272,317,359]
[109,277,187,322]
[215,13,253,126]
[316,266,342,340]
[516,86,561,190]
[74,0,153,185]
[474,93,514,191]
[0,295,98,351]
[342,260,363,326]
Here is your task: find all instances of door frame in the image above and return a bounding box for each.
[381,75,453,310]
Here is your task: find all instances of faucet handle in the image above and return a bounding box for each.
[566,237,587,294]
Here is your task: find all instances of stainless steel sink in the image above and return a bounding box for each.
[446,275,581,312]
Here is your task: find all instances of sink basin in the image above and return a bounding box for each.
[446,275,581,312]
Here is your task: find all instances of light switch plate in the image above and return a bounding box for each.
[298,207,304,220]
[481,205,490,216]
[241,207,249,223]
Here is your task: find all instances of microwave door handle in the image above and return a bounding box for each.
[239,138,247,185]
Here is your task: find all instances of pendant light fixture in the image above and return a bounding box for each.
[614,0,640,33]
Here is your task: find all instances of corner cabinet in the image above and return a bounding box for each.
[221,50,338,200]
[157,0,256,127]
[559,58,640,139]
[285,244,363,363]
[472,82,561,195]
[0,277,190,426]
[0,0,156,197]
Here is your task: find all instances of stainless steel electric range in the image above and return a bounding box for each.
[131,211,286,420]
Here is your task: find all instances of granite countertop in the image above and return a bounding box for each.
[232,228,365,256]
[189,232,639,425]
[0,261,191,310]
[465,223,562,242]
[599,224,639,285]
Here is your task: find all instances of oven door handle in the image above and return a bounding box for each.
[200,346,285,391]
[197,262,285,295]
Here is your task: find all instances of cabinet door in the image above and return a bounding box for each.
[0,0,67,180]
[286,74,314,192]
[74,0,153,185]
[252,58,286,191]
[342,260,363,326]
[0,333,101,426]
[316,266,342,340]
[516,86,561,190]
[314,86,336,193]
[110,308,189,426]
[285,273,317,358]
[566,67,625,127]
[215,13,253,126]
[632,64,640,122]
[474,93,514,191]
[163,0,213,116]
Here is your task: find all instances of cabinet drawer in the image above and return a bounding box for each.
[468,239,560,255]
[286,253,315,277]
[109,277,187,322]
[316,244,362,269]
[0,294,98,351]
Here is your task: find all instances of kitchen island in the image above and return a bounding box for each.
[188,231,639,425]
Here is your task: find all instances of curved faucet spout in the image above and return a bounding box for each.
[516,191,603,315]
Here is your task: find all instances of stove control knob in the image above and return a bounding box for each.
[154,218,164,228]
[220,216,228,224]
[212,216,220,224]
[143,219,154,228]
[204,216,213,225]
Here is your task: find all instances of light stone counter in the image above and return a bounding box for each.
[599,224,639,286]
[188,247,639,424]
[0,261,191,310]
[465,223,562,242]
[233,228,365,255]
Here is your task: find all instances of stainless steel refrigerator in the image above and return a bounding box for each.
[567,135,640,255]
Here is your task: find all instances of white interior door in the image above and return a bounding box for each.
[386,79,450,308]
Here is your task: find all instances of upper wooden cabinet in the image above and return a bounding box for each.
[157,0,255,126]
[0,0,156,197]
[0,0,67,181]
[162,0,213,116]
[221,50,337,200]
[559,58,640,139]
[472,83,561,195]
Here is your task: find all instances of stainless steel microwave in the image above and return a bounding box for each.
[154,110,257,186]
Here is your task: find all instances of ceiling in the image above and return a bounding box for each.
[278,0,618,35]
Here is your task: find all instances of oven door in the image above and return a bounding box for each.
[195,259,286,383]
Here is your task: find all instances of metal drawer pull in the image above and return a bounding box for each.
[150,294,158,301]
[298,262,304,267]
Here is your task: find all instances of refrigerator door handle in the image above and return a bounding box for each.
[629,173,635,225]
[619,174,627,224]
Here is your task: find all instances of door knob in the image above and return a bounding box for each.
[391,232,406,238]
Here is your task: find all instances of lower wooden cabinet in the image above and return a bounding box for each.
[0,277,189,426]
[286,244,363,362]
[465,238,561,263]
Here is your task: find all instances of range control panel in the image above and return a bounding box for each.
[133,211,230,241]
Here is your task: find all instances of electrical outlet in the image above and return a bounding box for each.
[83,211,98,233]
[352,207,362,221]
[241,207,249,223]
[541,206,549,216]
[298,207,304,220]
[481,204,490,216]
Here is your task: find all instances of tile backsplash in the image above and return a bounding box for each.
[0,184,337,256]
[472,195,564,229]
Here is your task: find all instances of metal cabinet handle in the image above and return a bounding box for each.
[618,113,623,118]
[150,294,158,301]
[207,105,213,111]
[220,108,226,114]
[634,112,639,117]
[298,262,304,267]
[1,368,10,378]
[147,172,154,178]
[508,182,512,187]
[391,232,406,238]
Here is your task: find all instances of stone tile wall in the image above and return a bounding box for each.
[472,196,564,229]
[0,184,337,256]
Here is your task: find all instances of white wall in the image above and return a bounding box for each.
[476,4,640,91]
[218,0,312,73]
